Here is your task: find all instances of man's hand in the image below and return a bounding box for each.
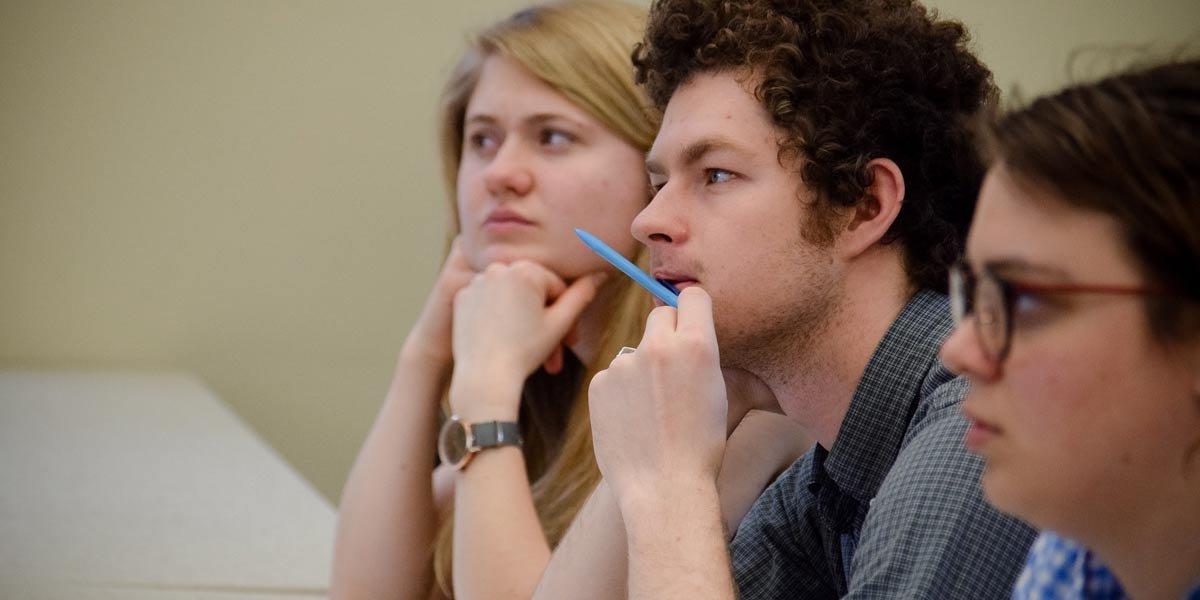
[587,287,728,512]
[588,287,738,600]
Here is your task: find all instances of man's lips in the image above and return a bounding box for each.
[652,269,699,291]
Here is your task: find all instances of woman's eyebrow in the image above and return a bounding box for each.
[983,257,1073,281]
[523,112,588,129]
[464,113,497,127]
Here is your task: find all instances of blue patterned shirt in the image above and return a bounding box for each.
[1014,532,1200,600]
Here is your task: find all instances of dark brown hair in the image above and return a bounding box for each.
[633,0,996,292]
[984,59,1200,341]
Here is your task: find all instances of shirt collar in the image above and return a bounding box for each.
[820,289,954,504]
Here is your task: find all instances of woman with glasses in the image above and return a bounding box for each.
[940,59,1200,599]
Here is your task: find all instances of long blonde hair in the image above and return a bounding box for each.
[431,1,658,596]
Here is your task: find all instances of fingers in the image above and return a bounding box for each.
[544,272,607,340]
[444,236,472,272]
[506,260,568,300]
[564,325,580,348]
[435,237,479,300]
[675,286,716,341]
[639,305,677,347]
[543,345,564,374]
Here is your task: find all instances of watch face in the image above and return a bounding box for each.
[438,417,471,469]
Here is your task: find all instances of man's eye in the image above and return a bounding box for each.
[648,180,666,197]
[706,169,734,184]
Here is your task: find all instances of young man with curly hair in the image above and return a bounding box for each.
[533,0,1037,598]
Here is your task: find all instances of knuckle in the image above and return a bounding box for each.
[678,329,704,346]
[641,340,670,364]
[458,277,480,295]
[681,331,713,355]
[649,306,675,320]
[510,259,539,273]
[588,373,610,399]
[511,262,545,285]
[695,342,718,364]
[612,353,637,369]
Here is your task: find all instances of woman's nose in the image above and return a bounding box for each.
[939,319,1001,380]
[482,141,534,198]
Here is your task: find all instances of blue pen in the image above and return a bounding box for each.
[575,228,679,308]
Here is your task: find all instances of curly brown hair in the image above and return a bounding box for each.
[633,0,996,292]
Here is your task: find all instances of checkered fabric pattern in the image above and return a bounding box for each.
[1013,532,1200,600]
[730,289,1037,599]
[1013,532,1127,599]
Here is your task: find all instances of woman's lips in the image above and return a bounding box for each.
[963,410,1003,452]
[482,210,535,233]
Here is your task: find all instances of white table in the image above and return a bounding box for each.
[0,371,336,599]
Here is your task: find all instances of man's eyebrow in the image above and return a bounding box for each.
[644,136,754,174]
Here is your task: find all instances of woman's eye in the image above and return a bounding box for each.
[1011,292,1057,325]
[706,169,735,185]
[540,129,574,148]
[467,131,499,153]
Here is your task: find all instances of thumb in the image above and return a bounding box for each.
[543,344,565,374]
[543,272,607,340]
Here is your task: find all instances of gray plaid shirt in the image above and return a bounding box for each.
[730,290,1036,598]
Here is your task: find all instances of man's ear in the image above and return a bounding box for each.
[1191,343,1200,398]
[837,158,905,260]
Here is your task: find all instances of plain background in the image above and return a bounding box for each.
[2,0,1198,502]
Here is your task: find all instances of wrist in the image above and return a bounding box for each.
[616,474,719,520]
[619,477,722,536]
[448,372,524,422]
[399,329,452,370]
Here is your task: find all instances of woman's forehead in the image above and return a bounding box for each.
[967,166,1134,281]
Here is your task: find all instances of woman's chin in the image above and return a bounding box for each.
[981,464,1041,525]
[468,245,534,269]
[467,244,605,282]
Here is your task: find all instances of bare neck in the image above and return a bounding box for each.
[1089,485,1200,600]
[568,278,624,367]
[761,248,913,449]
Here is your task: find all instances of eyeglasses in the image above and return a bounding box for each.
[948,261,1166,362]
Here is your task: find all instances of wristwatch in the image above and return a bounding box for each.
[437,415,523,470]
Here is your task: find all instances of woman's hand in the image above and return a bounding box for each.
[449,260,605,420]
[400,238,477,369]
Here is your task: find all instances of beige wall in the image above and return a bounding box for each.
[2,0,1197,502]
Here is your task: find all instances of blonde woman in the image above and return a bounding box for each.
[332,2,806,599]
